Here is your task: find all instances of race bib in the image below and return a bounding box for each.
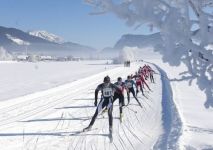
[117,85,122,90]
[103,87,113,97]
[136,77,141,81]
[126,82,132,88]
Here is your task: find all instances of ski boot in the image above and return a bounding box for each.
[136,89,139,97]
[83,125,92,132]
[142,92,145,96]
[120,113,123,123]
[138,102,143,108]
[109,126,113,142]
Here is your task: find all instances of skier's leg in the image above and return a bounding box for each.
[127,90,130,105]
[108,102,113,142]
[107,98,113,131]
[120,94,125,122]
[119,94,124,114]
[136,84,139,96]
[131,88,142,108]
[121,94,125,106]
[88,99,106,127]
[140,84,144,95]
[151,74,155,83]
[113,93,119,103]
[144,81,151,91]
[108,106,113,128]
[130,88,136,98]
[88,108,98,127]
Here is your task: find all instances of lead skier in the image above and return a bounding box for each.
[83,76,121,136]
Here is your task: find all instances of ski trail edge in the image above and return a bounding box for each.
[152,63,183,150]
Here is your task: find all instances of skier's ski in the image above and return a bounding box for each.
[142,94,149,99]
[62,131,82,136]
[124,106,137,114]
[82,126,98,132]
[83,127,91,132]
[136,100,143,108]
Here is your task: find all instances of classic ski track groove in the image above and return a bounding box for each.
[0,64,167,150]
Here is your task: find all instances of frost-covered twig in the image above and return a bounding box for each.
[85,0,213,108]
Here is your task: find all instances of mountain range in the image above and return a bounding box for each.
[0,26,164,59]
[99,33,163,58]
[0,26,96,57]
[1,25,211,59]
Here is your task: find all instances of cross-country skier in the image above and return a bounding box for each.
[139,69,151,91]
[113,77,128,122]
[132,72,144,96]
[142,64,149,80]
[83,76,120,136]
[147,65,155,83]
[125,75,142,107]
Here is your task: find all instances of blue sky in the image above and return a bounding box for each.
[0,0,156,49]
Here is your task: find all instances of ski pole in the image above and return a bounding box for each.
[125,106,137,114]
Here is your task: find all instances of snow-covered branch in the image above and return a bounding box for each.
[85,0,213,108]
[0,47,13,61]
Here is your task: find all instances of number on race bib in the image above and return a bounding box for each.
[103,88,113,97]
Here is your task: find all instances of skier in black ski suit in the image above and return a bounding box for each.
[83,76,121,133]
[125,75,142,107]
[113,77,127,121]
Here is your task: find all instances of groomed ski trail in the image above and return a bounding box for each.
[0,63,166,150]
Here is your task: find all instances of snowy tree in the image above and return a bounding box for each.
[0,47,13,61]
[112,47,136,64]
[85,0,213,108]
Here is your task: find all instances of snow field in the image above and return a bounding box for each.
[0,60,118,101]
[0,63,163,150]
[151,60,213,150]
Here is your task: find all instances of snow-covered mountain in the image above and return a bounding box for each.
[100,28,213,59]
[99,33,163,59]
[0,26,96,57]
[29,30,63,43]
[114,33,162,49]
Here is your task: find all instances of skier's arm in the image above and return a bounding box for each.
[151,69,156,74]
[94,84,101,106]
[112,83,122,93]
[132,75,136,80]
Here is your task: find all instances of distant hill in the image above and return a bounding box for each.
[0,26,97,57]
[99,27,213,59]
[99,32,163,59]
[114,33,162,49]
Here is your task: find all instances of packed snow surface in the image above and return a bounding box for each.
[0,60,116,101]
[0,61,164,150]
[0,57,212,150]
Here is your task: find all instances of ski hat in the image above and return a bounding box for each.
[117,77,122,81]
[127,75,131,79]
[103,76,110,83]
